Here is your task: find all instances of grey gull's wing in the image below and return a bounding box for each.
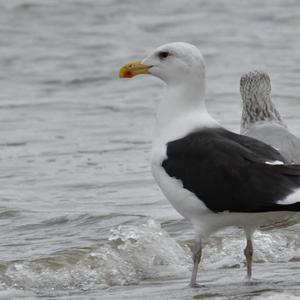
[244,122,300,164]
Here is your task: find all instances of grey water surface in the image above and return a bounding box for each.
[1,0,300,299]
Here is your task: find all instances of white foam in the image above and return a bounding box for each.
[4,220,300,294]
[252,292,300,300]
[202,228,300,269]
[107,219,190,280]
[5,219,190,292]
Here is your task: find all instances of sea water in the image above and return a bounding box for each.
[1,0,300,299]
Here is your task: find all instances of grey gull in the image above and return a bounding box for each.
[240,70,300,164]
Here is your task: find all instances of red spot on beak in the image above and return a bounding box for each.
[124,70,132,78]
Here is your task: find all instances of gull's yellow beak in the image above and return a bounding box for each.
[119,60,151,78]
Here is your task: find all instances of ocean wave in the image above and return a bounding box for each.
[2,219,300,295]
[3,219,189,294]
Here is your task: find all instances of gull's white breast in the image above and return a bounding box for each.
[151,143,210,223]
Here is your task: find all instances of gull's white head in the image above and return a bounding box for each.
[119,42,206,86]
[120,42,216,141]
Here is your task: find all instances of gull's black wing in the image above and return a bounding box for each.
[162,128,300,213]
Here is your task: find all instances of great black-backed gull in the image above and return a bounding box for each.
[240,70,300,164]
[119,42,300,287]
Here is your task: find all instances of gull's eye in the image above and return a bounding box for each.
[158,51,170,60]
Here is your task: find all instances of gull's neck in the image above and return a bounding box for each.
[241,94,286,133]
[154,79,218,144]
